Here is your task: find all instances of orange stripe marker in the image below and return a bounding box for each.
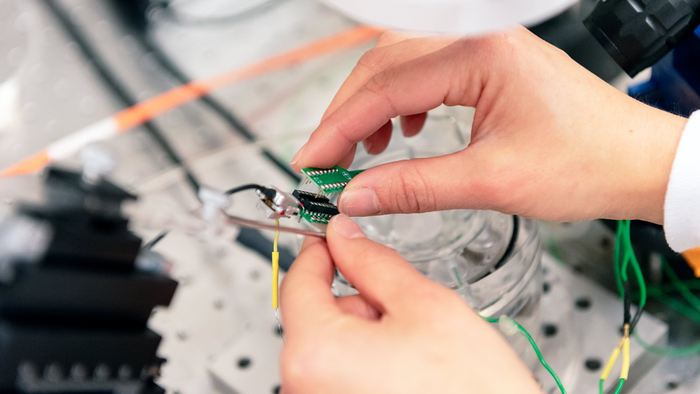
[115,26,383,131]
[0,150,51,178]
[683,247,700,278]
[1,26,384,177]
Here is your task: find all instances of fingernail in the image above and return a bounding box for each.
[331,214,366,239]
[338,188,380,216]
[290,143,306,166]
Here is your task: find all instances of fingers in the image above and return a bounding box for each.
[325,214,435,314]
[336,149,495,216]
[400,113,427,137]
[280,236,339,336]
[321,34,458,122]
[292,38,489,171]
[362,120,393,155]
[336,294,381,320]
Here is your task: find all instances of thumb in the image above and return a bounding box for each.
[326,214,443,314]
[338,150,495,216]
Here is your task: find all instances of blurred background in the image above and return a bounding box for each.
[0,0,699,393]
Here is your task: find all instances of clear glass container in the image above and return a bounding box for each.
[330,114,544,366]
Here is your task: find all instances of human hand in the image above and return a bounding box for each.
[290,27,687,224]
[279,214,540,394]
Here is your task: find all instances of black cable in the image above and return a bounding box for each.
[629,306,645,334]
[623,281,631,326]
[236,227,294,272]
[143,229,170,249]
[133,34,301,183]
[43,0,202,194]
[157,0,287,27]
[47,0,303,273]
[104,0,300,183]
[225,184,264,196]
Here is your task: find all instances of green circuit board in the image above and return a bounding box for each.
[301,166,364,195]
[299,208,334,224]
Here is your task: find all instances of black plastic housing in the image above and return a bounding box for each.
[584,0,700,77]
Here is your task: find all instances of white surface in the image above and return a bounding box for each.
[664,111,700,252]
[208,325,283,394]
[48,117,116,160]
[320,0,576,35]
[540,255,667,394]
[148,231,283,394]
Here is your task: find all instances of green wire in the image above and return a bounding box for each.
[613,379,625,394]
[599,378,624,394]
[647,288,700,325]
[621,220,646,308]
[478,219,700,394]
[613,223,624,297]
[613,221,700,357]
[480,316,566,393]
[620,221,632,281]
[641,281,700,293]
[633,331,700,357]
[546,236,566,263]
[627,223,647,308]
[512,319,567,394]
[453,267,464,287]
[661,256,700,312]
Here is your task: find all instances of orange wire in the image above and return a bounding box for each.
[0,150,50,178]
[115,26,383,131]
[0,26,383,178]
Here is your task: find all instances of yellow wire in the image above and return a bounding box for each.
[601,342,622,380]
[272,219,280,309]
[601,325,631,393]
[621,337,631,380]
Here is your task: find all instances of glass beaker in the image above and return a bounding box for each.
[331,114,543,366]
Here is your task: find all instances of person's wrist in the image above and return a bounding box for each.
[630,107,687,224]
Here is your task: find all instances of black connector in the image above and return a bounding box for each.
[305,201,340,216]
[293,190,339,216]
[292,190,331,204]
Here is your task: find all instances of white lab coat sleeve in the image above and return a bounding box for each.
[665,111,700,252]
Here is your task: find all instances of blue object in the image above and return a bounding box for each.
[629,25,700,117]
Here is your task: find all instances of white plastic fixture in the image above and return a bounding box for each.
[320,0,577,35]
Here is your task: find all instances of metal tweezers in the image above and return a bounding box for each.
[223,213,326,238]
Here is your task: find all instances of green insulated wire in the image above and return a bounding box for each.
[647,288,700,324]
[512,319,567,394]
[481,316,499,324]
[481,316,567,394]
[618,221,646,308]
[601,378,626,394]
[645,280,700,293]
[613,223,624,297]
[661,256,700,312]
[615,227,700,357]
[613,379,625,394]
[633,331,700,357]
[622,221,647,308]
[453,267,464,287]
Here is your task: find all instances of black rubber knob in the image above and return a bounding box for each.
[584,0,700,77]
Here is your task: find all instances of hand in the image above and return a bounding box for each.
[279,214,540,394]
[290,27,687,224]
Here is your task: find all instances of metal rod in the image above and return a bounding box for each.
[223,213,326,238]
